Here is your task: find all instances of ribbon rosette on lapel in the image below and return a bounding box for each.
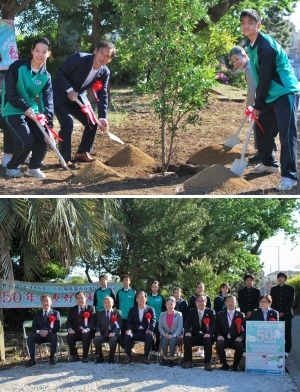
[203,317,210,332]
[145,312,152,325]
[92,80,103,101]
[83,311,90,327]
[269,317,277,321]
[49,315,56,329]
[235,317,244,334]
[111,314,119,328]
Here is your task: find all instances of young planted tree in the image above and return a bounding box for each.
[112,0,215,172]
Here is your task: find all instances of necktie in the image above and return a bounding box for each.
[105,311,110,337]
[198,311,202,325]
[44,311,48,322]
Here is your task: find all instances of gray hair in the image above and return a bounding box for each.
[165,296,176,304]
[229,45,246,59]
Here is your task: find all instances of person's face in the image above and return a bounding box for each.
[196,284,204,294]
[173,289,181,300]
[225,297,236,311]
[245,278,254,288]
[221,286,229,296]
[259,298,270,311]
[103,298,113,310]
[230,54,247,70]
[166,300,175,312]
[277,276,286,285]
[240,16,261,41]
[100,277,107,288]
[41,296,52,310]
[76,293,86,307]
[196,296,206,311]
[31,43,50,67]
[151,283,159,294]
[136,292,147,307]
[122,277,130,288]
[93,46,113,69]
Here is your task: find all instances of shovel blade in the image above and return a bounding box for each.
[224,135,240,148]
[230,158,248,176]
[107,131,124,144]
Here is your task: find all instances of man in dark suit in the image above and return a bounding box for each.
[251,294,279,321]
[182,294,216,371]
[238,273,261,319]
[52,41,115,167]
[173,287,189,324]
[27,294,60,367]
[123,290,156,364]
[270,272,295,356]
[216,295,246,371]
[93,296,122,363]
[66,291,95,363]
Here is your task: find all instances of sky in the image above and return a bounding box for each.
[290,2,300,31]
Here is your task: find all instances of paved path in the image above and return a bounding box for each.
[286,315,300,390]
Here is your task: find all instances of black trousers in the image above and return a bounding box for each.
[118,319,128,348]
[0,114,15,154]
[124,330,154,357]
[216,337,244,367]
[93,335,118,359]
[183,334,213,364]
[55,100,98,162]
[67,331,92,357]
[27,332,57,357]
[256,93,298,180]
[4,115,47,169]
[281,317,292,353]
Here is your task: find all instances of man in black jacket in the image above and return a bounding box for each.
[270,272,295,356]
[238,273,261,319]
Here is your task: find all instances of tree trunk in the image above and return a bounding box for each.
[91,5,101,50]
[56,13,81,58]
[0,0,34,19]
[0,309,5,361]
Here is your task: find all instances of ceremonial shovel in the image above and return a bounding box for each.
[76,95,124,145]
[33,117,77,176]
[224,116,247,148]
[230,120,254,176]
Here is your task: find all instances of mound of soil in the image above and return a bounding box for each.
[183,164,251,193]
[105,144,156,167]
[70,161,124,184]
[186,143,241,166]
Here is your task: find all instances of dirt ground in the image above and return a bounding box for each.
[0,87,299,195]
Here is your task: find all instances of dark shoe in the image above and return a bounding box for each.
[27,358,36,367]
[122,356,133,364]
[58,161,77,169]
[248,153,261,163]
[182,361,193,369]
[159,358,168,366]
[167,359,175,368]
[108,357,115,364]
[69,354,79,362]
[95,355,104,363]
[75,152,96,163]
[142,357,151,364]
[82,356,89,363]
[220,363,229,371]
[49,356,56,365]
[205,363,212,371]
[231,365,240,371]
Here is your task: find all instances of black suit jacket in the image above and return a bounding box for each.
[270,283,295,319]
[94,309,122,335]
[127,305,156,333]
[32,308,60,333]
[216,309,246,340]
[237,286,261,314]
[66,305,95,331]
[251,308,279,321]
[184,307,216,338]
[175,299,189,322]
[52,53,110,118]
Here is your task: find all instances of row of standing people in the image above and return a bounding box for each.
[26,271,294,370]
[1,38,115,178]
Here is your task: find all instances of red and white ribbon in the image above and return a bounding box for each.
[36,113,63,141]
[245,106,264,134]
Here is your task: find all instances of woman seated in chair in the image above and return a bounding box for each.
[251,294,279,321]
[158,296,183,367]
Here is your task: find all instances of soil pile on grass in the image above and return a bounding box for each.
[70,161,123,184]
[105,144,156,167]
[187,143,241,166]
[183,164,251,193]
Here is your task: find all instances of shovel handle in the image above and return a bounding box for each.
[240,121,254,160]
[33,118,76,176]
[235,116,248,137]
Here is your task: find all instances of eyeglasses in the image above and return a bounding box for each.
[196,300,206,303]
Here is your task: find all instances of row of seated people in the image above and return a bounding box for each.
[26,290,278,371]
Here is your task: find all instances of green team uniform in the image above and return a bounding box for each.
[93,287,115,312]
[116,287,136,319]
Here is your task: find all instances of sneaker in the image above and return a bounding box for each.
[276,177,297,191]
[2,153,13,168]
[250,164,280,174]
[27,358,36,367]
[248,153,261,163]
[6,168,23,178]
[285,352,290,358]
[26,168,46,179]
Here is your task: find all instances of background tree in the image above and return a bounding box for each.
[263,5,294,49]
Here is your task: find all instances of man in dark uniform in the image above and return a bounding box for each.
[270,272,295,356]
[238,273,261,319]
